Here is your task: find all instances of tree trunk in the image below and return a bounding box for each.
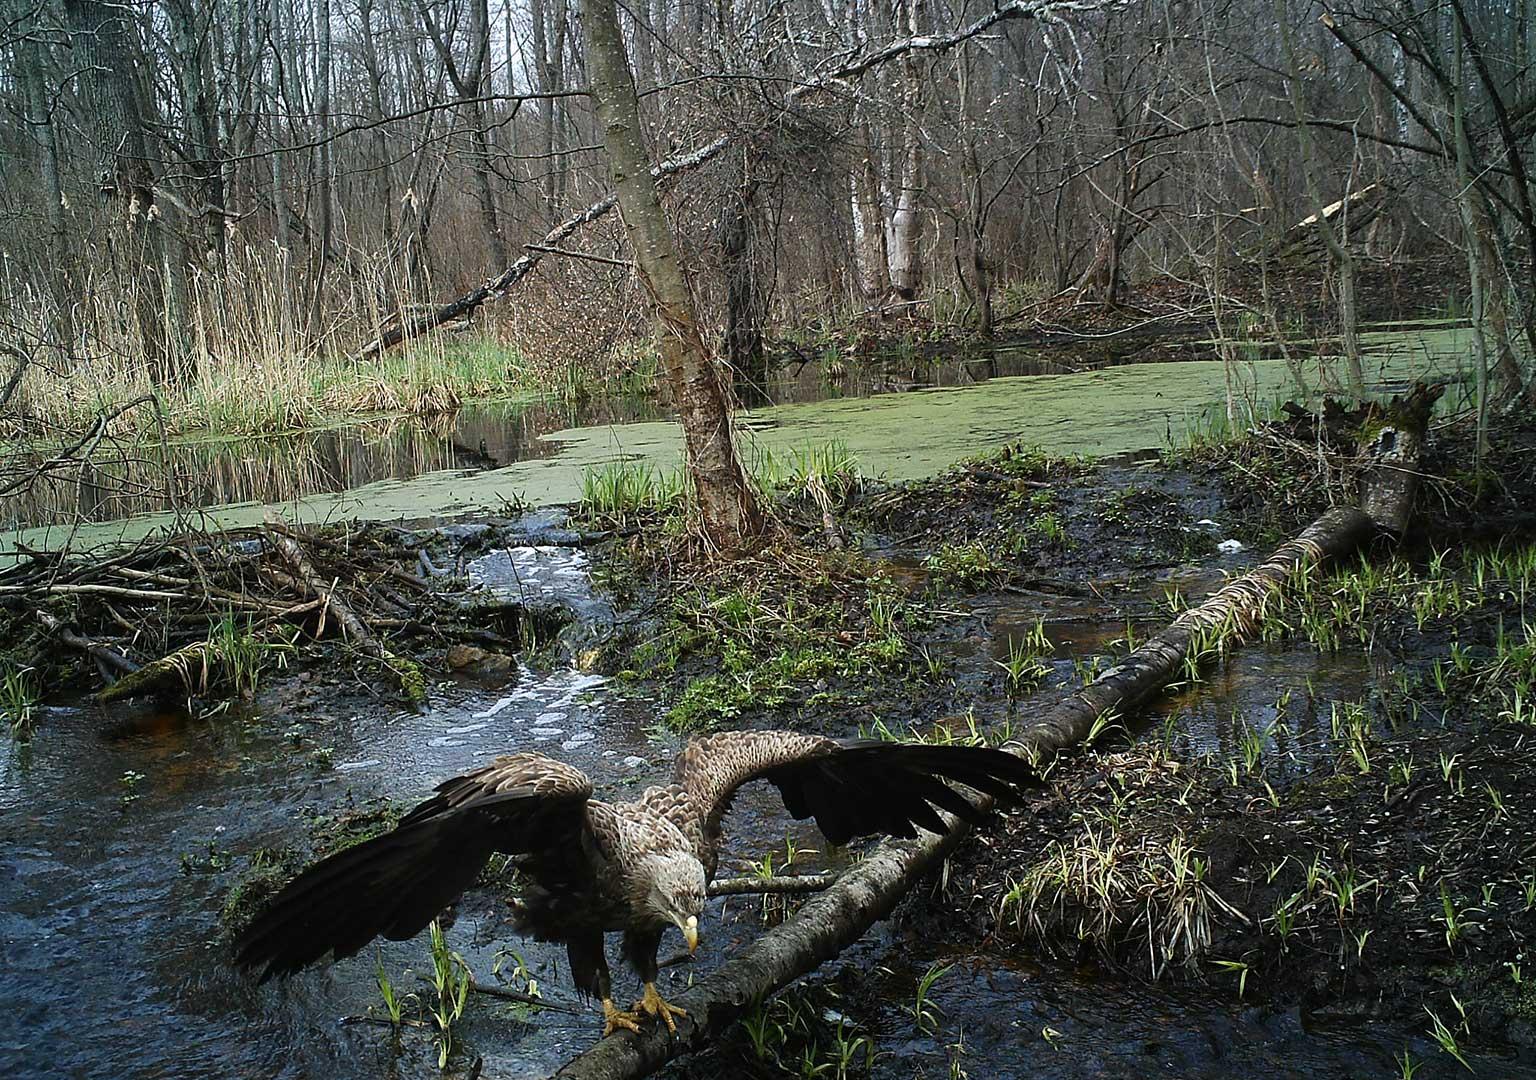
[721,179,767,399]
[358,0,395,239]
[886,0,926,301]
[550,384,1443,1080]
[12,0,70,313]
[851,123,890,303]
[315,0,334,261]
[582,0,763,548]
[65,0,172,381]
[550,0,570,206]
[467,0,508,268]
[269,0,292,254]
[166,0,227,259]
[531,0,557,211]
[1276,0,1364,402]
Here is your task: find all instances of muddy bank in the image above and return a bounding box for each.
[589,409,1536,1077]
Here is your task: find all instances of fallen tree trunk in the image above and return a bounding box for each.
[352,0,1099,361]
[548,383,1441,1080]
[95,638,225,704]
[1270,181,1391,262]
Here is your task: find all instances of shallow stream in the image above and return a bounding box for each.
[3,323,1524,1077]
[4,535,1528,1078]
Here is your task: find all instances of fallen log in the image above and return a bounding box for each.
[266,517,427,709]
[1270,181,1392,262]
[547,383,1441,1080]
[95,638,224,704]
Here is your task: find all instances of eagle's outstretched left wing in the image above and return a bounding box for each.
[671,730,1037,848]
[234,753,595,980]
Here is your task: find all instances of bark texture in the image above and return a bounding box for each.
[547,383,1441,1080]
[582,0,762,548]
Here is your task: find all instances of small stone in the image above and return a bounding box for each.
[1217,539,1245,554]
[445,644,517,683]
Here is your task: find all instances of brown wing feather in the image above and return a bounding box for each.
[235,753,595,980]
[671,730,1038,854]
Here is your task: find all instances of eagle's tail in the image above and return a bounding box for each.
[233,811,496,981]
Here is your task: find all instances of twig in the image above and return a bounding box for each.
[707,873,837,896]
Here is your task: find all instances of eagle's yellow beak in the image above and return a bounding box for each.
[679,914,699,953]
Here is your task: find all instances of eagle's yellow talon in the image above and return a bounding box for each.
[601,997,643,1036]
[632,981,687,1032]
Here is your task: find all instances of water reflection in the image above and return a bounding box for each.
[0,345,1083,531]
[3,321,1470,533]
[4,396,666,530]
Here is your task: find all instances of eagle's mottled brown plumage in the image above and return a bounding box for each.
[234,730,1035,1033]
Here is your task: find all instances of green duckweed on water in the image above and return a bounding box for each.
[5,330,1474,557]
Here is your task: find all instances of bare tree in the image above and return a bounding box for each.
[583,0,762,547]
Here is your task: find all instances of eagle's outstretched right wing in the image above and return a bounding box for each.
[671,730,1038,848]
[234,753,595,980]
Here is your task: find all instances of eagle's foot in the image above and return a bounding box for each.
[632,982,687,1033]
[601,997,642,1036]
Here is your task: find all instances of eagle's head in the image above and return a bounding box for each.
[642,851,707,953]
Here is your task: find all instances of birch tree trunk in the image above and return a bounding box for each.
[886,0,926,300]
[582,0,763,548]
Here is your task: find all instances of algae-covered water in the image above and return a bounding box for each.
[4,326,1477,555]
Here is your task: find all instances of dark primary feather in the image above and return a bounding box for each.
[671,730,1038,849]
[234,754,593,981]
[762,739,1037,845]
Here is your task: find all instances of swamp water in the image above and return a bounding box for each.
[4,323,1475,553]
[3,537,1526,1078]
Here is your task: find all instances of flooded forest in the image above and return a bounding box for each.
[3,0,1536,1077]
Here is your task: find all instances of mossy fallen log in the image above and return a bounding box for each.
[96,638,223,703]
[547,383,1442,1080]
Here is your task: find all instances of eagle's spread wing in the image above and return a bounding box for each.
[235,753,594,980]
[672,730,1036,848]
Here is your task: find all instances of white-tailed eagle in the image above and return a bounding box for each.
[234,730,1034,1034]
